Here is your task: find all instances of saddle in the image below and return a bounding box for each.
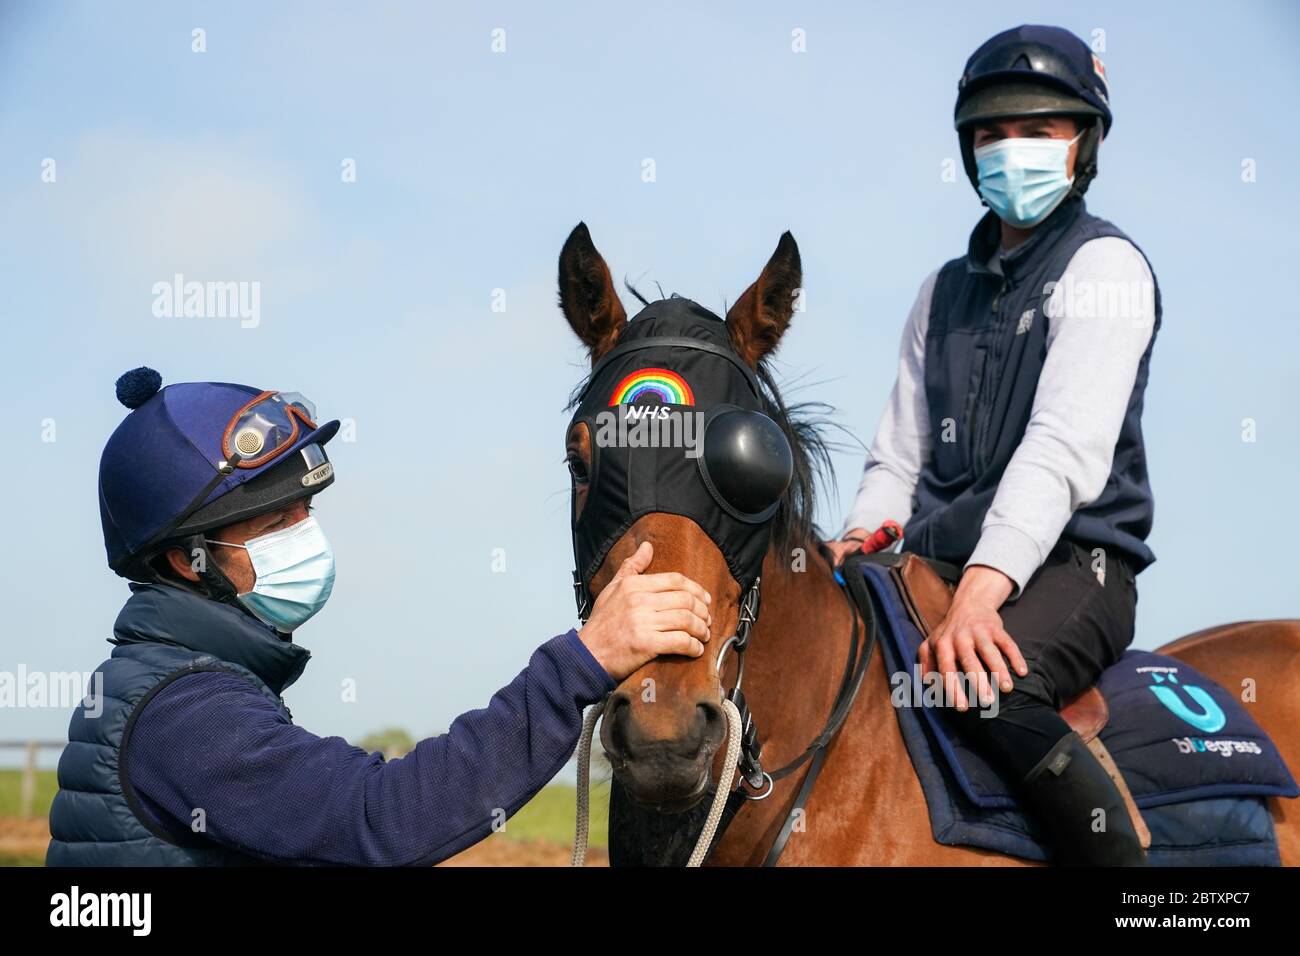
[876,551,1150,847]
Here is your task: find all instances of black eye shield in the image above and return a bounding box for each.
[568,297,793,620]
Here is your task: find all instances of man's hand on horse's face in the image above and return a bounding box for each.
[578,541,714,682]
[917,565,1028,711]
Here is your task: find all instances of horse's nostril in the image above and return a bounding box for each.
[603,693,631,762]
[696,701,726,756]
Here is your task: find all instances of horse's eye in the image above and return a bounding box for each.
[567,455,590,483]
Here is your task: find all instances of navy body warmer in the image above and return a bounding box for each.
[904,198,1161,573]
[47,584,309,866]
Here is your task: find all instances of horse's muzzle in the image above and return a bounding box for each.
[601,691,727,810]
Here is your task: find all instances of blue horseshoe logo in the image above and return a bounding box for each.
[1148,672,1226,733]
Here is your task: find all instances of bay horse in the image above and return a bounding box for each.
[557,223,1300,866]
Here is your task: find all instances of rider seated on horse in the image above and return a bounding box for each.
[827,25,1159,866]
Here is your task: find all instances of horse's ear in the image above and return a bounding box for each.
[726,232,802,367]
[558,222,627,364]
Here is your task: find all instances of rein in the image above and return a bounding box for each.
[571,551,877,867]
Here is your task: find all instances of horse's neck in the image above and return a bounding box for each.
[717,545,1037,865]
[718,544,921,864]
[742,542,863,769]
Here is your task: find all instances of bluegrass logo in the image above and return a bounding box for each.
[1143,667,1228,733]
[49,886,151,936]
[1172,736,1263,758]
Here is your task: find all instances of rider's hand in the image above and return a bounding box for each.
[825,529,869,567]
[577,541,713,681]
[917,565,1028,711]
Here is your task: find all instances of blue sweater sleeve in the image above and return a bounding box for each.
[127,630,613,866]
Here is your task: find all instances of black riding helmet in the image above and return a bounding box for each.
[954,25,1113,200]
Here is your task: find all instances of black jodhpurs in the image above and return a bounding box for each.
[954,538,1138,779]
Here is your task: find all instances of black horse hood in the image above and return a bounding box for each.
[569,297,792,611]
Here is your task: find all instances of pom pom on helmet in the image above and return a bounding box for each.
[115,367,163,410]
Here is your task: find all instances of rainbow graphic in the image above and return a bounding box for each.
[608,367,695,406]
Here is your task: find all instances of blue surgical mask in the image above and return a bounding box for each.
[974,132,1082,229]
[208,515,336,632]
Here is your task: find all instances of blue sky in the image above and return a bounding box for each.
[3,1,1297,760]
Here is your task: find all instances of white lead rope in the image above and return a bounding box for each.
[571,703,602,867]
[572,697,743,867]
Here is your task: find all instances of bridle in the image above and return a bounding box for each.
[712,578,768,796]
[565,304,878,865]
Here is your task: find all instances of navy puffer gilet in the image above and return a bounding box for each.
[904,198,1161,572]
[47,583,309,866]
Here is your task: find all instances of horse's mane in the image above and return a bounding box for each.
[753,362,838,556]
[566,292,844,553]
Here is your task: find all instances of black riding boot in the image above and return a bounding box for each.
[1019,731,1147,866]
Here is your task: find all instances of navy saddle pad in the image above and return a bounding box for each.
[855,563,1298,865]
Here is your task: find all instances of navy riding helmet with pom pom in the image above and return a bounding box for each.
[99,369,342,577]
[115,367,163,409]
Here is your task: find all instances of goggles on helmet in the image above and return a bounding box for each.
[223,391,318,468]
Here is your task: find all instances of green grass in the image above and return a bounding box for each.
[0,769,57,867]
[501,780,609,847]
[0,770,603,867]
[0,770,58,818]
